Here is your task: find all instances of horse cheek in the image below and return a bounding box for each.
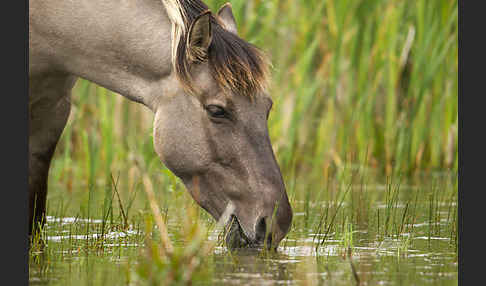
[153,110,210,178]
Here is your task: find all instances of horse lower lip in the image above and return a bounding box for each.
[225,216,252,249]
[224,216,272,249]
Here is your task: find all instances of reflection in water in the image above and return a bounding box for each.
[211,249,295,285]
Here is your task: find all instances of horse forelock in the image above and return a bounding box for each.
[160,0,270,97]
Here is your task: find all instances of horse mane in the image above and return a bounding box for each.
[161,0,270,97]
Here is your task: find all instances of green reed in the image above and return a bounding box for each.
[47,0,458,211]
[210,0,458,178]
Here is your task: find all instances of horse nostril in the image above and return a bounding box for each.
[255,217,267,243]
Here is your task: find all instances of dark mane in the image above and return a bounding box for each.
[174,0,270,97]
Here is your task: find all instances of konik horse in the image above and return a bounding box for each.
[29,0,292,249]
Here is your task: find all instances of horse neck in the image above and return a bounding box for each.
[30,0,176,111]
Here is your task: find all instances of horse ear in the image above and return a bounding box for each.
[217,3,237,35]
[187,11,212,62]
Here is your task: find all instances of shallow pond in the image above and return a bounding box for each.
[30,172,458,285]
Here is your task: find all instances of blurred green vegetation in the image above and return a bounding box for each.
[50,0,458,194]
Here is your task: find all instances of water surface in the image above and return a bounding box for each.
[30,173,458,285]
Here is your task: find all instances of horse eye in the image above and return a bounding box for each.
[206,105,227,118]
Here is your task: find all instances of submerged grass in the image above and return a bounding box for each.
[32,0,458,285]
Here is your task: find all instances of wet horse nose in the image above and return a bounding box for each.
[255,216,272,247]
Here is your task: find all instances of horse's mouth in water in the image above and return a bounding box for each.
[225,215,273,250]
